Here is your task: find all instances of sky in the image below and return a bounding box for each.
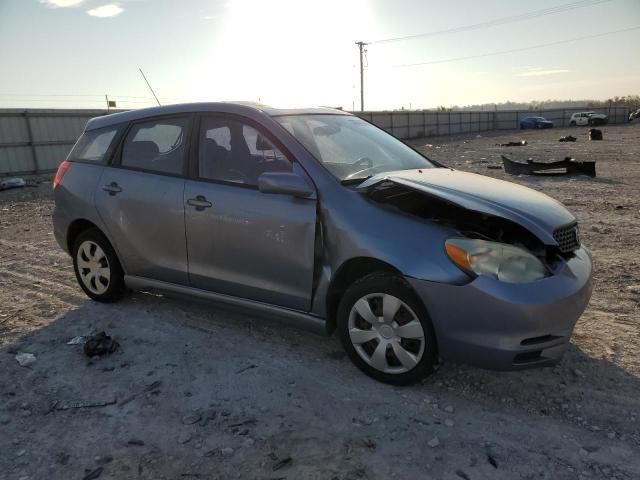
[0,0,638,111]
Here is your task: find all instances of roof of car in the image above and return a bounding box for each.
[85,102,350,131]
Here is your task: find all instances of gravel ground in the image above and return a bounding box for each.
[1,123,639,480]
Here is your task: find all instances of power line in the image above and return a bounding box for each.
[369,0,614,44]
[391,25,640,68]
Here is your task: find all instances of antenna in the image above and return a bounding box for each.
[138,68,161,106]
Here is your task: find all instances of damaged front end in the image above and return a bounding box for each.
[360,171,580,282]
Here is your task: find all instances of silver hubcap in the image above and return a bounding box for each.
[77,240,110,295]
[348,293,425,374]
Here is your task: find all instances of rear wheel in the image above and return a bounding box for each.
[569,121,576,126]
[337,273,437,385]
[72,228,125,302]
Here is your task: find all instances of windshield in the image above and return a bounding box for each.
[275,114,435,182]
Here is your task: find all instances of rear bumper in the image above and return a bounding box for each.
[408,247,593,370]
[52,203,70,254]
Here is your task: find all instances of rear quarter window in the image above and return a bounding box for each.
[67,126,120,164]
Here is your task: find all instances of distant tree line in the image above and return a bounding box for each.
[427,95,640,112]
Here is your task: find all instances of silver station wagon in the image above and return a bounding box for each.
[53,102,593,385]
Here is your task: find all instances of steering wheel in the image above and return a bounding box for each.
[353,157,373,169]
[345,157,384,180]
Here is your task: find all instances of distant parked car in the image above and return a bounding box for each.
[629,108,640,122]
[569,111,608,126]
[519,116,553,129]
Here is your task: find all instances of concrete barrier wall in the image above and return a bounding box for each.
[0,106,631,176]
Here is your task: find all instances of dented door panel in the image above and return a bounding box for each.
[184,179,317,311]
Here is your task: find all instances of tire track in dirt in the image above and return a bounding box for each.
[0,260,75,287]
[0,269,84,315]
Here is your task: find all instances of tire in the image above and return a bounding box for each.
[72,228,125,303]
[337,273,437,385]
[569,121,576,126]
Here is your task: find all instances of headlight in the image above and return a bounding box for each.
[445,238,549,283]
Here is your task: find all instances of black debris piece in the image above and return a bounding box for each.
[82,467,104,480]
[235,364,257,375]
[83,332,119,357]
[558,135,577,142]
[272,457,292,471]
[497,140,527,147]
[502,155,595,177]
[589,128,603,140]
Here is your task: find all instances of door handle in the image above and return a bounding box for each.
[187,195,212,211]
[102,182,122,195]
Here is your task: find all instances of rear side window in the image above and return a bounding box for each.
[121,117,189,175]
[68,127,119,164]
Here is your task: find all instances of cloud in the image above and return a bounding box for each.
[203,15,219,20]
[40,0,84,7]
[87,4,124,17]
[515,69,570,77]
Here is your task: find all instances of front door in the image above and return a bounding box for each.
[96,115,191,285]
[184,115,317,311]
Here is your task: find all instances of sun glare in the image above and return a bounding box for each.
[186,0,371,108]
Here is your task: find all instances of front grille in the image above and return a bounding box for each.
[553,223,580,253]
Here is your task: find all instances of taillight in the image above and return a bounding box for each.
[53,161,71,189]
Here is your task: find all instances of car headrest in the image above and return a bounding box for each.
[127,141,159,163]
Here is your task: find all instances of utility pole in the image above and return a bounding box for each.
[355,41,367,111]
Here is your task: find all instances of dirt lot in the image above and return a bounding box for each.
[1,123,639,480]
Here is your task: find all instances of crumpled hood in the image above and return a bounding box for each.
[359,168,576,245]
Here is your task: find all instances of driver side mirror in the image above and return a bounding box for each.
[258,172,315,198]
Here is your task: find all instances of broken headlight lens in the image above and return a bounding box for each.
[445,238,549,283]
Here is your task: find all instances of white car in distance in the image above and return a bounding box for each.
[569,111,608,126]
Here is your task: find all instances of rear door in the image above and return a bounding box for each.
[95,115,192,285]
[184,114,317,311]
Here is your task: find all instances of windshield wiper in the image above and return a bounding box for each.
[341,176,372,186]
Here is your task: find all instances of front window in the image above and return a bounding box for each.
[276,114,435,183]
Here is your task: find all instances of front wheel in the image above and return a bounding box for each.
[569,121,576,126]
[72,228,125,302]
[337,273,437,385]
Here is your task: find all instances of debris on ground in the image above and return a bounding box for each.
[15,352,36,367]
[559,135,577,142]
[55,399,117,411]
[0,177,26,191]
[67,336,88,345]
[83,332,119,357]
[497,140,527,147]
[235,364,257,374]
[589,128,603,140]
[81,466,103,480]
[272,457,292,471]
[181,412,202,425]
[502,155,596,177]
[486,165,502,170]
[119,380,162,406]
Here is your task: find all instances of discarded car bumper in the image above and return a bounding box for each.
[407,247,593,370]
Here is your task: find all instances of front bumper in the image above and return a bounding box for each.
[408,247,593,370]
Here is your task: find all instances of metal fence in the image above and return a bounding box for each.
[0,109,118,176]
[354,106,630,140]
[0,106,632,176]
